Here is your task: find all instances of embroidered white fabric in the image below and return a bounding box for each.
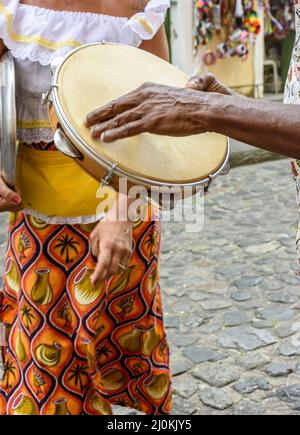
[0,0,170,64]
[0,0,170,145]
[17,127,54,144]
[22,208,106,225]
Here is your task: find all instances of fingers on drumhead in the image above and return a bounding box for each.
[91,111,141,139]
[85,89,143,128]
[101,121,142,142]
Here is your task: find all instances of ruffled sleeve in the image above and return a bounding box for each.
[0,0,20,44]
[0,0,19,43]
[0,0,82,65]
[121,0,170,47]
[0,0,170,65]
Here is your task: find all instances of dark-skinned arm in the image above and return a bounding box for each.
[86,74,300,160]
[205,93,300,159]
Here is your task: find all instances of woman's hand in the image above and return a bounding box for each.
[0,176,22,212]
[90,219,133,285]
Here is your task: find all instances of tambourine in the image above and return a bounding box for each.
[45,43,230,194]
[0,51,17,188]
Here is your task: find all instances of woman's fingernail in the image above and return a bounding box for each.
[12,196,21,205]
[100,132,106,142]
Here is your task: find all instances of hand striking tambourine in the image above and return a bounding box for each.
[0,51,17,189]
[46,43,230,193]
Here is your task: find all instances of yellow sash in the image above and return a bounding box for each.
[16,146,116,219]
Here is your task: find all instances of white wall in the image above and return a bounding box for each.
[170,0,195,75]
[254,2,265,98]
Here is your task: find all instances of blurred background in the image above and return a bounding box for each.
[166,0,295,166]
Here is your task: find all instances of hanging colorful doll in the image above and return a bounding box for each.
[263,0,288,39]
[194,0,263,64]
[243,1,261,36]
[193,0,214,51]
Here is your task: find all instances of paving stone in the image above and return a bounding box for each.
[245,242,281,255]
[173,374,200,399]
[265,362,294,377]
[260,280,283,291]
[295,363,300,375]
[172,397,197,415]
[252,320,275,329]
[253,256,276,266]
[256,306,294,321]
[233,276,263,289]
[183,347,227,364]
[172,358,192,377]
[218,327,277,351]
[269,293,297,305]
[280,275,300,286]
[199,387,233,410]
[200,299,233,311]
[223,311,252,327]
[172,299,195,313]
[274,324,295,339]
[235,353,270,371]
[277,384,300,410]
[237,300,262,310]
[192,364,240,387]
[188,291,208,302]
[233,378,272,395]
[233,400,266,415]
[217,264,247,277]
[173,334,199,347]
[184,316,205,329]
[261,396,295,415]
[199,320,223,334]
[231,290,252,302]
[279,341,300,357]
[167,287,188,298]
[164,314,181,329]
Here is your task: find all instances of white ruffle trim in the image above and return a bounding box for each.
[0,0,170,65]
[22,208,105,225]
[17,127,54,144]
[121,0,170,47]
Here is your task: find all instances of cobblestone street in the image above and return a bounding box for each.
[1,159,300,415]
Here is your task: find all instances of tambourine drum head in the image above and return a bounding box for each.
[56,44,228,185]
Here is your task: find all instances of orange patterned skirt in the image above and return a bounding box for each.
[0,208,172,415]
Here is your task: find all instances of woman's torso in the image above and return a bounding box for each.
[0,0,167,145]
[6,0,138,145]
[19,0,147,17]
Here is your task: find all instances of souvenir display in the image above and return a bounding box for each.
[193,0,295,63]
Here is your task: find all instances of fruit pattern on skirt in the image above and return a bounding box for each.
[0,208,172,415]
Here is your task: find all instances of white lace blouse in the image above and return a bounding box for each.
[0,0,170,144]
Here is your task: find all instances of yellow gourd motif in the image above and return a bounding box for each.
[74,267,104,305]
